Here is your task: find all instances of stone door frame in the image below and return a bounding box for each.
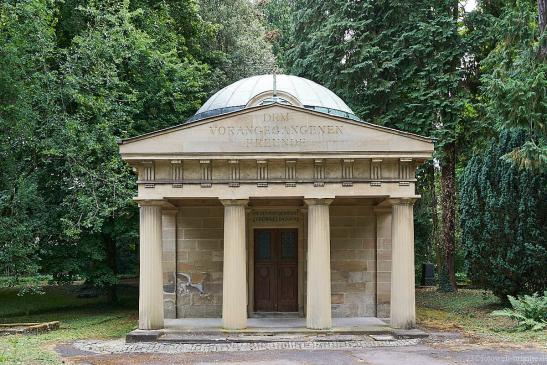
[246,205,306,317]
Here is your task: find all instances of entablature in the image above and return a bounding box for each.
[133,157,422,190]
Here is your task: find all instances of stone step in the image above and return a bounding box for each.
[250,312,300,318]
[157,333,384,344]
[126,328,414,343]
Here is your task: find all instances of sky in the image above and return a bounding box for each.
[463,0,477,12]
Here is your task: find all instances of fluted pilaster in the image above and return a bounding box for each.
[220,199,249,330]
[305,198,333,329]
[139,204,164,330]
[390,199,416,329]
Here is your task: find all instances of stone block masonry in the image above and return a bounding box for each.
[162,210,177,318]
[166,202,391,319]
[175,206,224,318]
[375,209,392,318]
[330,205,380,317]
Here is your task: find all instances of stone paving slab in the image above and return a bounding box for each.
[156,333,399,344]
[73,337,421,354]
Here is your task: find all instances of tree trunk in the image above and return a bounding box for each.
[539,0,547,59]
[441,142,457,291]
[428,163,442,270]
[105,235,118,303]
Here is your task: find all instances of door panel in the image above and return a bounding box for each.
[254,264,276,311]
[277,264,298,311]
[254,230,276,311]
[280,230,298,260]
[254,228,298,312]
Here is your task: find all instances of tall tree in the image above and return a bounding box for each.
[198,0,276,90]
[480,0,546,170]
[42,0,210,300]
[285,0,465,290]
[0,0,62,291]
[460,130,546,299]
[539,0,547,58]
[437,0,462,292]
[0,0,215,297]
[257,0,295,71]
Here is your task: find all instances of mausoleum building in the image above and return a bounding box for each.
[118,74,434,332]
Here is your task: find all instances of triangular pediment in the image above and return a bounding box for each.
[119,104,434,158]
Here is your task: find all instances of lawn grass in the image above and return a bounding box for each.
[1,285,544,364]
[416,288,547,347]
[0,286,106,318]
[0,285,138,365]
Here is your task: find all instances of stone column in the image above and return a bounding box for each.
[220,199,249,330]
[390,199,416,329]
[139,203,164,330]
[304,198,333,330]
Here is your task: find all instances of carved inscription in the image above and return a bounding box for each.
[208,113,344,148]
[252,210,299,224]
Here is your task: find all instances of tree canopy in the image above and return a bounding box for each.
[0,0,275,297]
[0,0,544,300]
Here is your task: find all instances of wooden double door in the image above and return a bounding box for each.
[254,229,298,312]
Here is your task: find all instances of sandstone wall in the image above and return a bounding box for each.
[163,205,224,318]
[164,203,391,319]
[375,209,392,318]
[329,205,378,317]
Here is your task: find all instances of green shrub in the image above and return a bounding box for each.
[455,272,470,285]
[491,291,547,331]
[460,130,546,299]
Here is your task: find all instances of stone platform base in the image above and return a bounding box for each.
[77,336,422,354]
[0,321,60,335]
[127,317,428,343]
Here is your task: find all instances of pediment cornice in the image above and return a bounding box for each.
[119,104,434,160]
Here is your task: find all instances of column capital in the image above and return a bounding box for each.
[304,198,334,206]
[219,199,249,207]
[390,197,417,206]
[134,198,175,208]
[373,206,392,214]
[374,197,417,212]
[162,208,178,215]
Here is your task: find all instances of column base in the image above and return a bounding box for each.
[306,321,332,330]
[222,319,247,331]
